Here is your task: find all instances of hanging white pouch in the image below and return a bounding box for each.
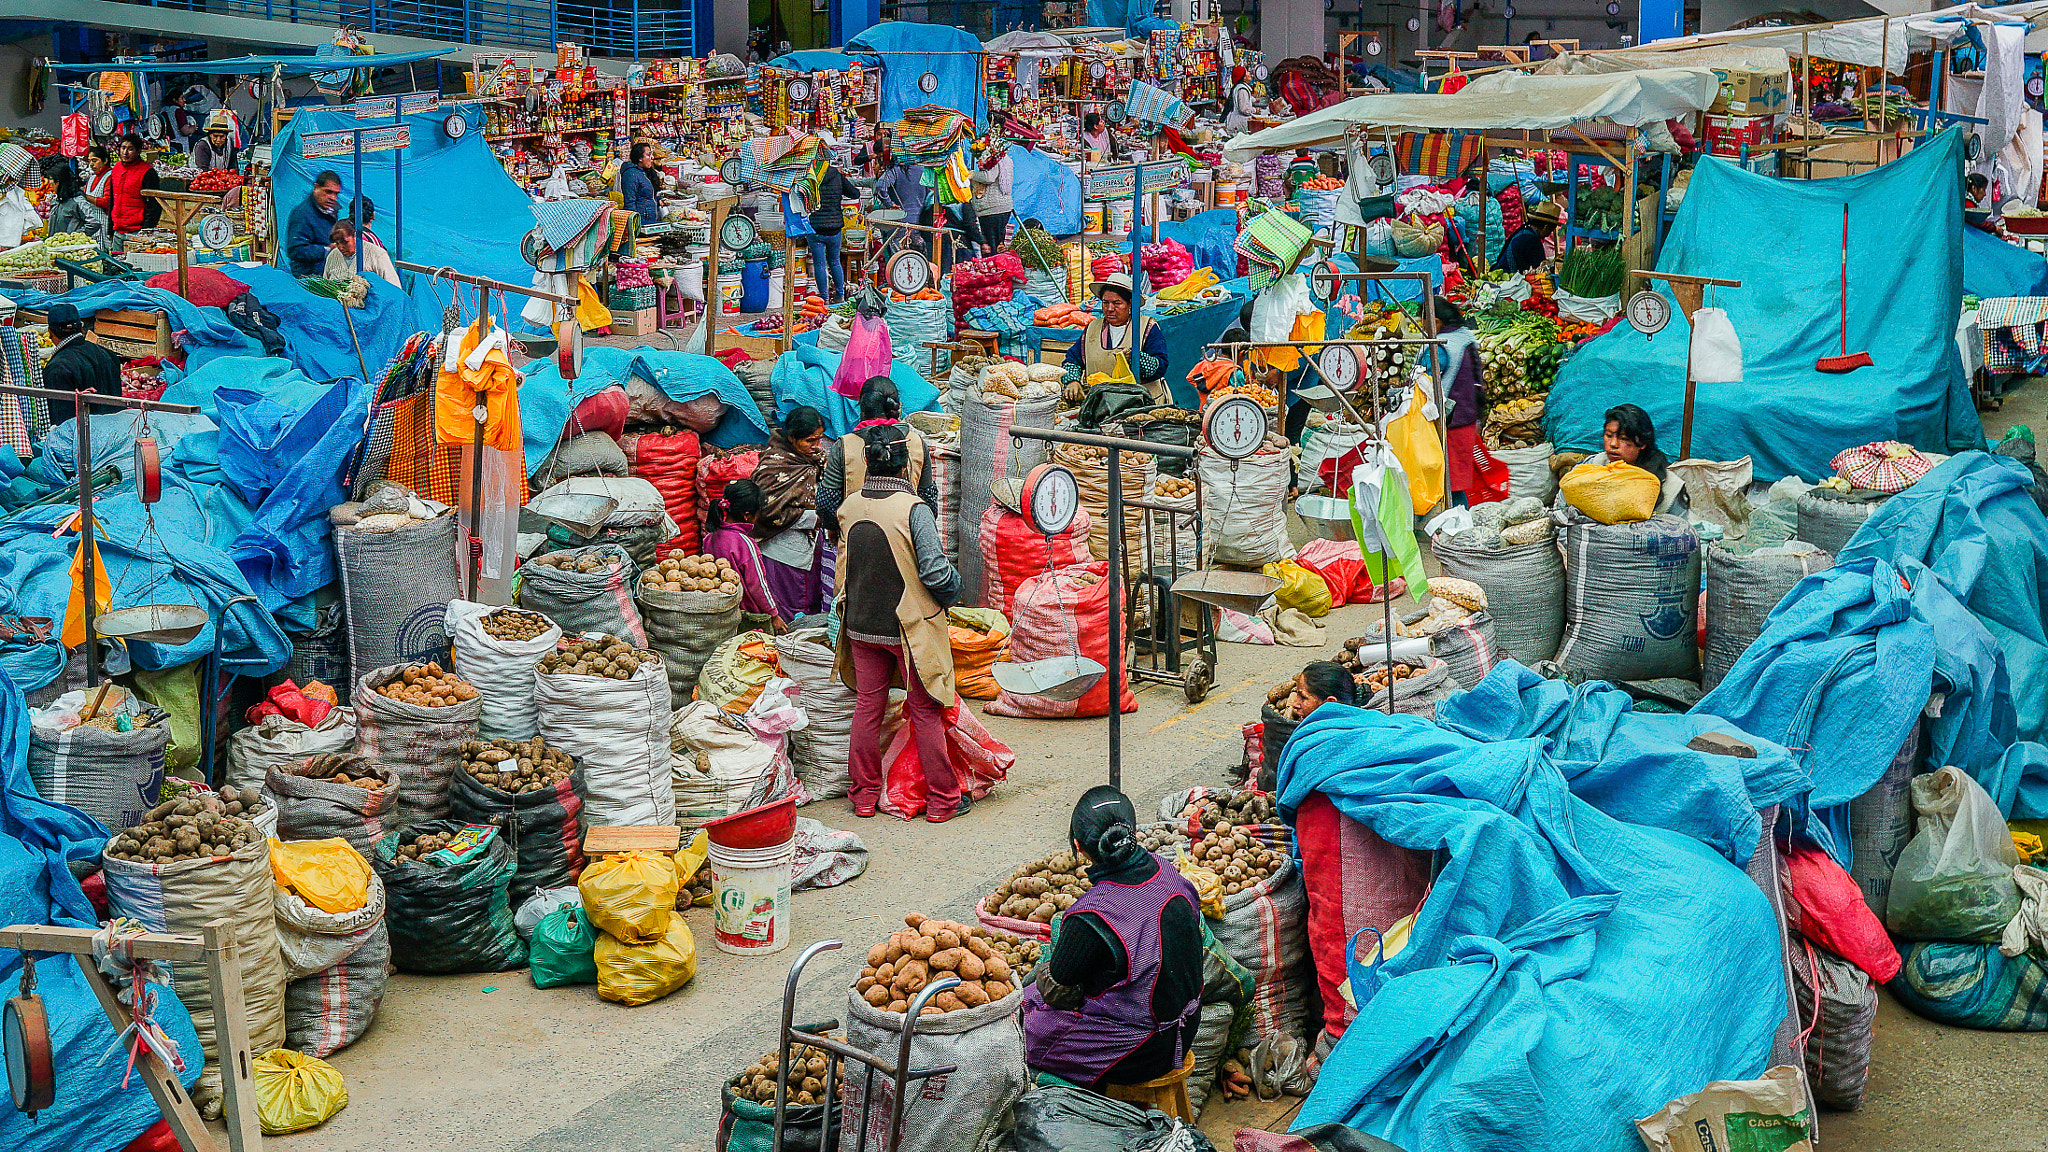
[1690,307,1745,383]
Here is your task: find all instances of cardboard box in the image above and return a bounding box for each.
[1736,151,1779,177]
[1702,113,1785,157]
[610,307,657,336]
[1710,67,1789,116]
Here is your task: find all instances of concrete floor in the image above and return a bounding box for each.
[281,362,2048,1151]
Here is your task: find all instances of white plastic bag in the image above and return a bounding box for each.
[1250,273,1312,345]
[445,600,561,741]
[1886,766,2023,943]
[1554,291,1621,323]
[1689,307,1745,384]
[2001,864,2048,958]
[513,885,582,940]
[1667,456,1754,534]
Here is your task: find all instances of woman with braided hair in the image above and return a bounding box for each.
[703,479,793,630]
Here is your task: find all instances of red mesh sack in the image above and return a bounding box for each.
[984,561,1136,720]
[624,428,702,556]
[977,500,1092,618]
[697,446,761,520]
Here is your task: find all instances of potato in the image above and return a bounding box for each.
[933,992,965,1013]
[875,962,895,984]
[863,984,890,1006]
[904,934,937,960]
[964,935,993,960]
[932,927,961,951]
[983,980,1013,1001]
[928,948,964,973]
[955,980,989,1007]
[955,953,986,981]
[888,999,907,1014]
[984,955,1012,982]
[867,941,890,967]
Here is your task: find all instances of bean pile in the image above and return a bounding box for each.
[460,737,575,793]
[989,849,1089,923]
[640,554,738,595]
[480,609,553,642]
[373,662,477,707]
[732,1040,836,1107]
[300,754,390,791]
[538,637,661,680]
[105,795,260,863]
[854,914,1016,1014]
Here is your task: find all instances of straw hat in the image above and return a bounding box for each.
[1090,271,1134,300]
[1524,200,1561,227]
[205,110,234,132]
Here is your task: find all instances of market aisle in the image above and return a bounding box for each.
[282,599,1361,1152]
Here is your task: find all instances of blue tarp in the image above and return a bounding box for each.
[270,104,545,336]
[50,50,447,75]
[1009,145,1084,237]
[769,344,940,438]
[0,667,206,1152]
[629,350,772,448]
[518,345,772,468]
[1545,130,1981,482]
[1277,700,1784,1152]
[1155,208,1239,280]
[767,50,856,72]
[1963,225,2048,298]
[848,23,987,128]
[232,265,416,384]
[1154,278,1253,408]
[10,283,259,373]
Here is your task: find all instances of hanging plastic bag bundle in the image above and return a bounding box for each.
[1886,766,2023,943]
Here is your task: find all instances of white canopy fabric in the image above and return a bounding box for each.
[1535,45,1793,77]
[1221,67,1720,160]
[1622,2,2048,74]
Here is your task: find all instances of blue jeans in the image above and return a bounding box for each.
[806,230,845,300]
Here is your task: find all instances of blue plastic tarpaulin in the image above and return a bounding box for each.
[629,350,772,448]
[49,50,446,75]
[1545,130,1982,482]
[1276,703,1785,1152]
[1963,224,2048,298]
[1155,208,1239,279]
[0,668,206,1152]
[1009,145,1083,237]
[769,344,940,438]
[848,24,988,128]
[767,50,856,72]
[1153,278,1252,408]
[231,265,415,384]
[9,283,259,372]
[270,104,545,335]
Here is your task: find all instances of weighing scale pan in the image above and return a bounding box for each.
[527,493,618,538]
[96,604,208,645]
[992,656,1106,702]
[516,335,559,358]
[1292,383,1351,413]
[1169,570,1283,614]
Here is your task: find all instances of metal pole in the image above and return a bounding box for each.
[1107,445,1123,792]
[76,395,96,688]
[353,141,365,276]
[470,286,492,601]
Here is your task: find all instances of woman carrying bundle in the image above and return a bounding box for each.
[749,404,829,615]
[1023,786,1203,1089]
[703,479,793,630]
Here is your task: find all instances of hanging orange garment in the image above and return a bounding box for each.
[1186,358,1242,403]
[435,320,522,452]
[61,521,109,650]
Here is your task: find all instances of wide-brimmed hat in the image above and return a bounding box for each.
[1524,199,1561,226]
[1090,272,1134,300]
[205,110,234,132]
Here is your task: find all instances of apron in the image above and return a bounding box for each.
[1022,861,1201,1087]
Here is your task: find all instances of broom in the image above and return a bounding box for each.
[1817,204,1873,373]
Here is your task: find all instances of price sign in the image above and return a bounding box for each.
[1626,290,1671,336]
[358,126,410,153]
[401,92,441,116]
[353,95,397,119]
[302,130,357,160]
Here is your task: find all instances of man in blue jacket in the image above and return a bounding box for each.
[621,143,660,221]
[287,171,342,276]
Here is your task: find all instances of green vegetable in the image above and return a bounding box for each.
[1557,246,1628,298]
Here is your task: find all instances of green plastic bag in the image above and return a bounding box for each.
[131,663,203,771]
[530,905,599,988]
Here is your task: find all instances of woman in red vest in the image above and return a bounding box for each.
[107,134,161,235]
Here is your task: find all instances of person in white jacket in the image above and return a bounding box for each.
[971,146,1014,254]
[323,218,401,287]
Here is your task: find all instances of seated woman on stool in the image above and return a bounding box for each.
[1023,786,1204,1089]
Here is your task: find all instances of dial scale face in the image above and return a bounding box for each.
[887,250,931,295]
[719,213,758,252]
[1023,463,1080,535]
[1318,343,1360,392]
[1206,395,1269,460]
[1626,290,1671,336]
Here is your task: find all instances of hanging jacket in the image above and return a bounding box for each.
[435,319,522,452]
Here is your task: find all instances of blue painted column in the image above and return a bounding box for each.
[1639,0,1682,44]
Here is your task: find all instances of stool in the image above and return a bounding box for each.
[1103,1048,1195,1122]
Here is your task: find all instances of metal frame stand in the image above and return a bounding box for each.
[1005,425,1198,790]
[1128,485,1217,701]
[771,940,960,1152]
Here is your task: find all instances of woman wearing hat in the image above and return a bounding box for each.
[1500,198,1559,273]
[1061,272,1170,404]
[1224,65,1257,135]
[190,111,239,171]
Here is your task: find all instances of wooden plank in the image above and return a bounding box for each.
[583,825,682,854]
[76,961,222,1152]
[0,924,207,962]
[202,920,264,1152]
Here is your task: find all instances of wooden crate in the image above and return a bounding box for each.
[91,309,173,358]
[582,825,682,855]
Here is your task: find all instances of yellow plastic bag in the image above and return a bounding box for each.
[595,916,699,1005]
[1174,852,1226,919]
[1384,396,1445,514]
[1558,459,1662,524]
[672,830,712,908]
[1156,267,1220,302]
[253,1050,348,1135]
[578,851,678,945]
[268,838,371,915]
[1261,559,1334,618]
[1084,350,1138,392]
[574,274,612,331]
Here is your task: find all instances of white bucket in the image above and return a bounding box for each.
[708,835,794,956]
[718,273,744,315]
[1107,201,1131,235]
[768,268,786,305]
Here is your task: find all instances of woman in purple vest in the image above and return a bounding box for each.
[1023,787,1205,1088]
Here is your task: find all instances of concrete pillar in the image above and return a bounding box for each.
[1259,0,1326,63]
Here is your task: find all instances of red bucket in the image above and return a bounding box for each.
[705,796,797,851]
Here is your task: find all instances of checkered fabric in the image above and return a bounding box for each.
[1123,80,1192,128]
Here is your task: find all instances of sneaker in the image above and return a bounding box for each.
[852,799,877,818]
[926,795,972,824]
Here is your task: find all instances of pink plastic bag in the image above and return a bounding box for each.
[832,313,894,399]
[1787,845,1903,983]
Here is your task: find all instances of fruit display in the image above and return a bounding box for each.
[299,754,390,791]
[372,663,477,707]
[105,793,260,863]
[854,913,1017,1014]
[640,554,738,595]
[732,1040,837,1106]
[538,636,661,680]
[188,170,245,193]
[480,608,554,642]
[460,737,576,793]
[989,849,1090,923]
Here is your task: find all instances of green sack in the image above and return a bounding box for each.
[529,905,599,989]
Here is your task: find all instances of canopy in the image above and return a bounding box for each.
[1222,68,1719,160]
[766,50,856,72]
[848,23,987,129]
[49,50,449,76]
[1621,2,2048,74]
[1535,45,1792,76]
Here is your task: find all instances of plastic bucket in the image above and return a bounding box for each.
[1084,201,1106,233]
[767,268,786,306]
[741,260,770,312]
[1106,201,1131,236]
[709,834,794,956]
[718,273,744,315]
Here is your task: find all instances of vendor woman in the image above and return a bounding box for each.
[704,479,794,629]
[817,377,937,533]
[1061,273,1170,405]
[1289,661,1356,722]
[749,404,829,615]
[1559,402,1682,515]
[1024,787,1203,1089]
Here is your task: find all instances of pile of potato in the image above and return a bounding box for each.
[1181,790,1280,831]
[105,795,260,863]
[461,737,575,793]
[373,662,477,707]
[480,609,554,643]
[1134,823,1189,857]
[677,857,713,909]
[1362,662,1420,696]
[732,1041,836,1107]
[989,849,1090,923]
[1154,476,1196,499]
[1266,679,1297,717]
[526,551,623,575]
[393,829,459,862]
[640,554,738,595]
[538,637,660,681]
[855,914,1016,1014]
[1186,826,1284,897]
[300,754,389,791]
[986,932,1041,982]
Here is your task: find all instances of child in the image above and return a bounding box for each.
[704,479,792,629]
